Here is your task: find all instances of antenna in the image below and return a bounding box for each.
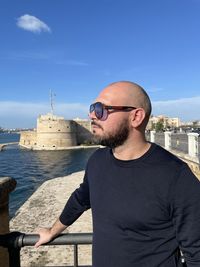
[50,89,56,114]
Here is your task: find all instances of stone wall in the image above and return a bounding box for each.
[0,177,16,267]
[19,131,37,148]
[74,119,93,145]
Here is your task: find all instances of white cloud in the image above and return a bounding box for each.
[16,14,51,33]
[152,96,200,122]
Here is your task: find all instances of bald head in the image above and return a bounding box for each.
[98,81,152,118]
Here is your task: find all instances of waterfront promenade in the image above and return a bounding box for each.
[10,171,92,267]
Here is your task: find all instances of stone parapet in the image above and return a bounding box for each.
[187,133,199,158]
[0,177,17,267]
[164,131,172,150]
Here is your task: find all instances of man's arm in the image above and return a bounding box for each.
[173,165,200,266]
[34,218,67,248]
[59,170,91,226]
[35,169,90,248]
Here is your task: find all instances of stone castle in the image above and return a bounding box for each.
[19,113,93,150]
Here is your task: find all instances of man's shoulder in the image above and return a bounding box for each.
[146,144,191,186]
[150,143,186,168]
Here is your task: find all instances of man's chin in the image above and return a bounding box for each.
[91,134,103,145]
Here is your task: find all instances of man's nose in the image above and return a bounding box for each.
[88,111,97,120]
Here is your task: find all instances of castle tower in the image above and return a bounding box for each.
[36,113,77,149]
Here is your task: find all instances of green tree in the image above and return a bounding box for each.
[155,120,164,132]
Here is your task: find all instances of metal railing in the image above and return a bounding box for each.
[0,232,188,267]
[154,133,165,147]
[0,232,92,267]
[171,133,188,154]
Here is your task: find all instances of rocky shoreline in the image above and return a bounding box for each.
[10,171,92,267]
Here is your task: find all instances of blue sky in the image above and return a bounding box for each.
[0,0,200,128]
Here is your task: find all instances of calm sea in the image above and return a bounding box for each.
[0,133,97,218]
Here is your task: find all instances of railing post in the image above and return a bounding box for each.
[150,130,156,143]
[0,177,17,267]
[7,247,21,267]
[164,131,172,150]
[187,133,199,162]
[74,244,78,267]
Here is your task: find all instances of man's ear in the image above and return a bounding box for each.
[130,108,146,128]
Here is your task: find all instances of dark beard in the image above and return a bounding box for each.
[95,120,130,149]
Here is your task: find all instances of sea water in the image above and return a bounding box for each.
[0,133,97,217]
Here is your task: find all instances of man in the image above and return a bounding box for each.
[35,81,200,266]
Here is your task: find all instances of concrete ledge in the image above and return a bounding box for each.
[0,142,18,151]
[19,144,100,151]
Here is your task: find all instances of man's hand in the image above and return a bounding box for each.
[34,228,53,248]
[34,219,68,248]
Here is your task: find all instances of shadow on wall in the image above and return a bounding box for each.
[76,123,97,145]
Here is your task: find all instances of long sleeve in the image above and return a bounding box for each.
[59,168,91,226]
[172,165,200,266]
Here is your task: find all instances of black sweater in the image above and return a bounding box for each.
[60,143,200,267]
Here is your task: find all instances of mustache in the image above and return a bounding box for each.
[91,121,103,129]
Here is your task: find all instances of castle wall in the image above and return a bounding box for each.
[19,114,94,150]
[36,132,77,149]
[74,119,93,145]
[19,131,37,148]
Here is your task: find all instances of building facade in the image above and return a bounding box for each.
[147,115,181,130]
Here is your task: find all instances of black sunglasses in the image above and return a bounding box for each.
[89,102,137,120]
